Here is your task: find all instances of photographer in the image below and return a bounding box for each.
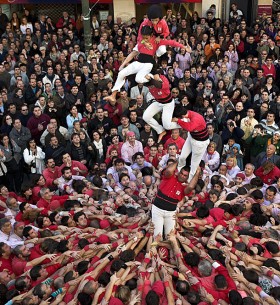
[221,119,244,145]
[23,138,45,174]
[245,124,271,164]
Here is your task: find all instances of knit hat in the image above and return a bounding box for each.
[96,234,110,244]
[99,219,111,229]
[14,222,25,229]
[147,5,163,20]
[236,172,245,180]
[80,118,87,124]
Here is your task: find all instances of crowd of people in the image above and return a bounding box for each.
[0,2,280,305]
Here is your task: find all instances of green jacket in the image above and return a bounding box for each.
[246,134,271,157]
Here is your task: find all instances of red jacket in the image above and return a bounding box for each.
[255,165,280,185]
[56,17,76,29]
[138,19,170,43]
[261,63,276,79]
[138,36,184,57]
[177,111,207,132]
[37,195,69,215]
[104,102,123,126]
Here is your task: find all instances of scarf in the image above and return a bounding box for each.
[94,140,103,157]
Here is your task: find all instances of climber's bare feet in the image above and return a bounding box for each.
[158,130,167,143]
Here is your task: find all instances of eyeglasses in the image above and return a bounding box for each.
[6,117,12,120]
[172,91,179,94]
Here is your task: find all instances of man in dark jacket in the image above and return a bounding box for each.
[66,133,96,168]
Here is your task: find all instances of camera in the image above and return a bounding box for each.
[229,122,234,127]
[31,161,36,174]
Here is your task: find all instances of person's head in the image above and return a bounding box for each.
[115,285,131,304]
[198,259,212,277]
[146,290,159,305]
[177,166,190,183]
[39,188,52,201]
[167,143,178,157]
[0,218,12,235]
[133,152,145,166]
[13,244,31,260]
[226,156,237,168]
[33,283,52,300]
[265,186,277,202]
[140,26,153,42]
[61,166,72,181]
[266,144,276,156]
[0,242,11,258]
[119,173,130,187]
[126,131,135,143]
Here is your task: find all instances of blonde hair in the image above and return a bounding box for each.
[226,156,237,167]
[115,285,131,304]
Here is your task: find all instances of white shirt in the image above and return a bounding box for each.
[0,230,23,248]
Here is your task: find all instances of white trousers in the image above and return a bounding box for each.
[112,61,153,92]
[143,99,181,134]
[178,134,210,182]
[152,204,176,238]
[156,45,166,57]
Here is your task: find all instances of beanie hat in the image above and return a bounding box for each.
[147,5,163,20]
[236,172,245,180]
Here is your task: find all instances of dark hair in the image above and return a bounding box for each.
[243,269,259,284]
[263,258,280,271]
[228,290,243,305]
[77,260,90,275]
[184,252,200,266]
[30,265,42,281]
[98,271,111,287]
[77,292,92,305]
[110,259,123,273]
[119,249,135,262]
[146,290,159,305]
[265,241,279,254]
[214,274,227,289]
[196,206,209,218]
[176,280,189,295]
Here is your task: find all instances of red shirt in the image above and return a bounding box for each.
[12,256,28,276]
[104,102,123,126]
[164,136,185,153]
[29,244,50,264]
[37,195,69,215]
[59,160,88,177]
[0,257,13,274]
[137,37,183,57]
[255,165,280,185]
[177,111,207,132]
[145,153,159,168]
[159,173,186,202]
[138,19,170,43]
[261,63,276,79]
[43,167,61,187]
[148,75,171,103]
